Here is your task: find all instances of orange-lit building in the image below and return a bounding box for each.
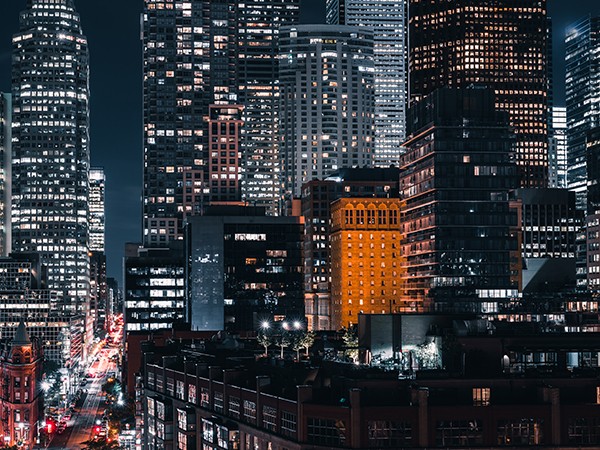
[0,322,43,449]
[330,198,404,330]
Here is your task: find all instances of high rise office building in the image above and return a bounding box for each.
[549,107,568,189]
[326,0,408,167]
[143,1,300,245]
[400,88,519,310]
[409,0,549,188]
[89,167,105,252]
[279,25,375,199]
[237,1,300,213]
[566,16,600,209]
[11,0,90,324]
[143,0,237,246]
[0,94,11,257]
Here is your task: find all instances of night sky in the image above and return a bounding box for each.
[0,0,597,281]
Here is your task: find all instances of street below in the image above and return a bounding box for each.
[45,346,117,450]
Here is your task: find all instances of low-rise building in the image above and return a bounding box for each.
[140,334,600,449]
[0,322,43,449]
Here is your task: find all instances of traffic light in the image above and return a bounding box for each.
[94,426,101,434]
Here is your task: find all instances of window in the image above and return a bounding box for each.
[228,396,240,419]
[177,409,187,431]
[472,388,490,406]
[244,400,256,424]
[202,419,214,443]
[188,384,196,404]
[368,420,412,448]
[201,388,209,408]
[214,392,224,413]
[263,405,277,431]
[176,380,185,400]
[568,417,600,445]
[497,419,543,446]
[307,418,346,446]
[436,420,483,447]
[281,411,297,437]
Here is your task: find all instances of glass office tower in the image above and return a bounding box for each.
[566,16,600,209]
[326,0,408,167]
[400,88,519,310]
[11,0,90,323]
[409,0,549,188]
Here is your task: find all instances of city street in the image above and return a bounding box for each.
[46,347,117,450]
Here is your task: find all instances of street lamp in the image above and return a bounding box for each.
[260,321,270,330]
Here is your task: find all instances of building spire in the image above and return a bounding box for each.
[12,320,31,346]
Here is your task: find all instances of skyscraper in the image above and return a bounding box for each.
[143,0,300,245]
[237,1,300,213]
[566,16,600,209]
[549,107,568,189]
[326,0,408,167]
[89,167,105,252]
[279,25,375,199]
[0,94,11,257]
[11,0,90,322]
[409,0,549,188]
[400,88,519,310]
[143,0,237,246]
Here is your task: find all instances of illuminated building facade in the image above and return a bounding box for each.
[279,25,375,199]
[326,0,408,166]
[0,322,43,449]
[514,189,579,259]
[143,1,299,243]
[0,254,82,366]
[0,94,10,257]
[11,0,90,339]
[409,0,549,187]
[185,207,304,332]
[89,168,105,252]
[549,107,568,189]
[124,244,186,333]
[511,189,581,293]
[301,168,399,331]
[330,198,403,330]
[206,105,243,203]
[237,1,300,213]
[142,0,237,245]
[566,15,600,209]
[400,88,518,310]
[587,128,600,290]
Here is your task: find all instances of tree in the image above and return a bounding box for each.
[342,327,359,362]
[276,332,290,359]
[292,331,315,359]
[256,332,272,356]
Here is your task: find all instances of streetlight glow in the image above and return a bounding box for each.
[261,321,270,330]
[293,321,301,330]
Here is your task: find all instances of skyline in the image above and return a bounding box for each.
[0,0,599,280]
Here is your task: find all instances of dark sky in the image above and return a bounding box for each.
[0,0,596,281]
